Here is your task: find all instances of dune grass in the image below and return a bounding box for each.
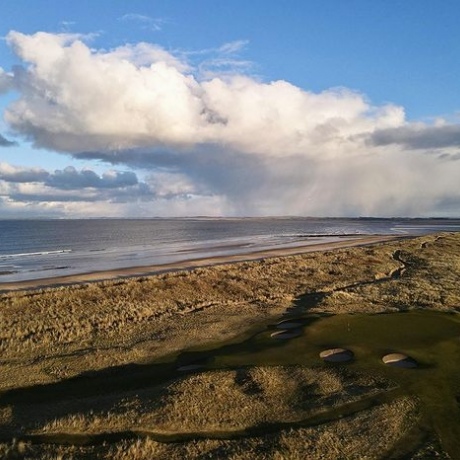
[0,232,459,458]
[0,396,421,460]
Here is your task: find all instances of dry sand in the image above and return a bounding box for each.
[0,235,397,292]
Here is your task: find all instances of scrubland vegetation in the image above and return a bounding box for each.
[0,396,421,459]
[0,232,458,458]
[26,366,391,436]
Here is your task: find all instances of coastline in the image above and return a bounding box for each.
[1,231,459,459]
[0,234,401,292]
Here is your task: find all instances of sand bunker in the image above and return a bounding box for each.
[320,348,354,363]
[382,353,418,368]
[271,329,302,339]
[276,319,304,329]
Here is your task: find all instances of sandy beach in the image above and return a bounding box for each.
[0,234,399,292]
[0,232,459,459]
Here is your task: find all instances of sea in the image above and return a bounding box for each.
[1,217,460,283]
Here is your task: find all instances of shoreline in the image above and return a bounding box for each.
[0,234,402,293]
[1,231,459,458]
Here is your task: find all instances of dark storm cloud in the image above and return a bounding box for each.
[0,164,139,190]
[9,182,153,203]
[370,124,460,151]
[74,145,270,199]
[45,166,138,190]
[0,163,158,204]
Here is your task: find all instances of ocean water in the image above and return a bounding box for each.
[1,218,459,283]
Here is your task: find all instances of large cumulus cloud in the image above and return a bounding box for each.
[4,31,404,155]
[1,30,460,217]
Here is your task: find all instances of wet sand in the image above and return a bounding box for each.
[0,234,399,292]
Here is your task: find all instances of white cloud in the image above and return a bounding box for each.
[218,40,249,54]
[4,31,403,156]
[0,67,13,93]
[119,13,168,32]
[0,162,48,181]
[1,30,460,217]
[59,21,76,32]
[110,42,189,70]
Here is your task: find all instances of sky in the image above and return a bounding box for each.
[1,0,460,218]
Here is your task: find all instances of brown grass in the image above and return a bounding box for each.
[0,233,419,390]
[318,233,460,314]
[0,232,458,458]
[1,396,420,460]
[15,366,391,436]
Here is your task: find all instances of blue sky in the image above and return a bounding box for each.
[1,1,460,217]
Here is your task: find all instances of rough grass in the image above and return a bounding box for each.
[16,366,391,436]
[318,233,460,314]
[0,396,421,460]
[1,232,449,390]
[115,397,418,460]
[0,238,400,390]
[0,232,458,458]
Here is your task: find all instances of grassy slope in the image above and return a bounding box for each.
[0,232,458,459]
